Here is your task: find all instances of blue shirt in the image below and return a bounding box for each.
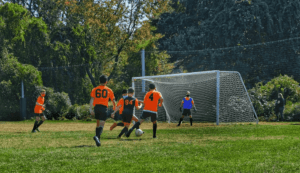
[183,97,193,109]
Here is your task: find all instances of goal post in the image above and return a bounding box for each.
[132,70,258,125]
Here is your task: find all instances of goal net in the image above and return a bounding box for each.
[132,70,258,124]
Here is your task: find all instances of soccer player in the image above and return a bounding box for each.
[32,89,46,133]
[111,88,143,138]
[110,89,140,131]
[110,89,128,130]
[126,83,163,138]
[177,91,197,126]
[90,75,116,147]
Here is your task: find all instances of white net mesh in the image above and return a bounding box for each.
[133,71,257,123]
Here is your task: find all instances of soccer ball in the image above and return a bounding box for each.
[135,129,144,137]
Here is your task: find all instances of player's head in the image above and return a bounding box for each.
[278,93,283,99]
[122,89,128,98]
[149,83,155,90]
[186,91,190,97]
[41,89,46,97]
[128,88,134,97]
[99,75,108,85]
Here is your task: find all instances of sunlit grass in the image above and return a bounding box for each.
[1,121,300,172]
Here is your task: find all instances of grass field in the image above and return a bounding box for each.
[1,120,300,173]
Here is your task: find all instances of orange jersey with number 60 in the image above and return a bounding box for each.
[143,90,162,113]
[90,85,114,107]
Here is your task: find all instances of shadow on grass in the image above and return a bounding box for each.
[290,124,300,125]
[120,138,142,141]
[73,145,95,148]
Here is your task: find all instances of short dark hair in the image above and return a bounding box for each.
[128,87,134,93]
[122,89,128,94]
[149,83,155,89]
[99,75,107,84]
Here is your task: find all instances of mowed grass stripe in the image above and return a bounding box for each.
[1,122,300,172]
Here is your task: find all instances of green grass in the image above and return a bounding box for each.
[1,121,300,172]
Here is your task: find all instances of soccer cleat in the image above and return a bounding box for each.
[36,128,40,132]
[31,130,36,133]
[153,136,157,139]
[177,124,180,127]
[93,136,101,147]
[110,123,117,131]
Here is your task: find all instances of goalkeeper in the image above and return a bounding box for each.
[178,91,197,126]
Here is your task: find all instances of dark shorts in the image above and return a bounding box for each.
[94,105,108,121]
[182,109,191,116]
[35,113,44,117]
[141,111,157,122]
[113,112,123,121]
[122,114,133,124]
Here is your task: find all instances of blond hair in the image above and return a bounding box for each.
[278,93,284,99]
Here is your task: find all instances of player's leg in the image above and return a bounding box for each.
[132,115,139,123]
[93,105,107,147]
[177,109,184,126]
[110,113,122,131]
[275,111,279,121]
[126,113,147,137]
[36,115,46,132]
[151,113,158,138]
[118,114,132,138]
[189,110,192,126]
[32,115,40,132]
[279,107,284,121]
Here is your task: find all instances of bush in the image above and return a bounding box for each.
[32,86,72,120]
[249,75,300,119]
[64,104,90,120]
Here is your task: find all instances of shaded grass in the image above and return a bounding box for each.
[1,121,300,172]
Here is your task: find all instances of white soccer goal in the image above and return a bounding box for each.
[132,70,258,125]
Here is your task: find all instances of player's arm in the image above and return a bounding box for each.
[36,102,43,106]
[135,99,143,110]
[192,99,197,112]
[158,97,164,107]
[89,97,95,115]
[111,105,122,115]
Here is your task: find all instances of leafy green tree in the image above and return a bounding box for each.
[0,55,43,120]
[153,0,300,70]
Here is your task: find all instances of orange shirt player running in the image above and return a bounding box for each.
[89,75,116,147]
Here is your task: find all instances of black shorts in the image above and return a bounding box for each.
[182,109,191,116]
[122,114,133,124]
[113,112,123,121]
[94,105,108,121]
[35,113,44,117]
[141,111,157,122]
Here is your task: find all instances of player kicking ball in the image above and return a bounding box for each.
[111,88,143,138]
[110,90,139,131]
[110,89,128,130]
[89,75,116,147]
[126,83,163,139]
[178,91,197,126]
[32,89,46,133]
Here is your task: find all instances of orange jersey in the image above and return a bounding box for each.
[90,85,114,107]
[143,90,162,113]
[34,96,45,114]
[117,98,124,114]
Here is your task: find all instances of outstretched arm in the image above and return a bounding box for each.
[89,97,95,115]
